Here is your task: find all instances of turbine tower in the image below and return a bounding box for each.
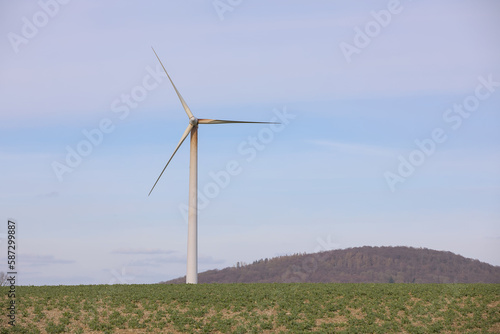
[149,48,277,284]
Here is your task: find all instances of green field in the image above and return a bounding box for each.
[1,283,499,333]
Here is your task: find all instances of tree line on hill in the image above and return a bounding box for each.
[162,246,500,284]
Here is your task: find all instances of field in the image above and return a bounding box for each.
[1,283,499,333]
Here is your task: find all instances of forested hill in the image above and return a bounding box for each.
[162,246,500,284]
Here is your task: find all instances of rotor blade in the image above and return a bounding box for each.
[198,119,280,125]
[148,124,193,196]
[151,47,194,119]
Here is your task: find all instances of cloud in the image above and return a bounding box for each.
[19,254,75,267]
[111,248,175,255]
[308,140,394,157]
[199,256,225,265]
[36,191,59,199]
[128,257,185,267]
[125,255,225,267]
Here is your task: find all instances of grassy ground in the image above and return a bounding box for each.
[1,283,499,333]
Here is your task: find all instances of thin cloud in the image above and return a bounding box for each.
[308,140,394,157]
[111,248,175,255]
[127,255,225,267]
[129,257,185,267]
[19,254,75,266]
[36,191,59,199]
[199,256,225,265]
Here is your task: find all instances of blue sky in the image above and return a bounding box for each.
[1,0,499,285]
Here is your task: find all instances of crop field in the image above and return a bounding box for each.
[1,283,499,333]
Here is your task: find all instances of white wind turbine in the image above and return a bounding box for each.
[149,48,277,284]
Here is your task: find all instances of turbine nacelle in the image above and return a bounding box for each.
[189,116,199,126]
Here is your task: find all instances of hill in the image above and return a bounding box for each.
[162,246,500,284]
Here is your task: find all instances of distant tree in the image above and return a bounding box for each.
[388,276,395,283]
[0,272,8,286]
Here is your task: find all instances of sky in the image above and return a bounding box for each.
[0,0,499,285]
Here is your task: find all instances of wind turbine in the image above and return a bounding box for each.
[149,48,277,284]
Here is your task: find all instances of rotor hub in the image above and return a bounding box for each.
[189,117,198,126]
